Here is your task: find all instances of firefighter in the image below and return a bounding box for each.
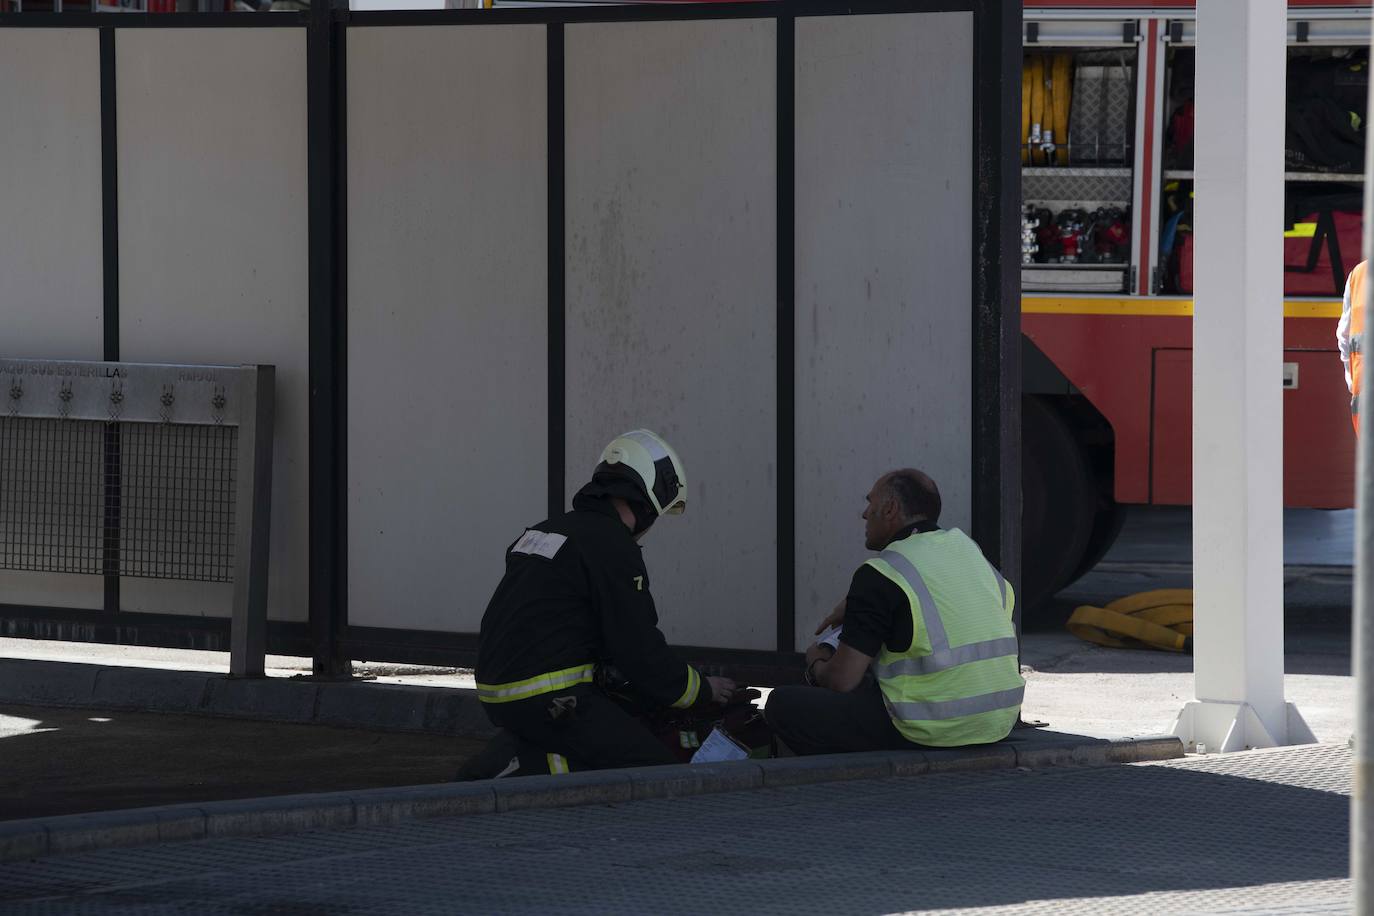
[460,429,737,779]
[1338,259,1366,436]
[764,469,1022,755]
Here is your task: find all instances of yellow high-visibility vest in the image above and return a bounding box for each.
[868,529,1023,747]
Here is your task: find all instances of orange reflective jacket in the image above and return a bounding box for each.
[1351,261,1366,436]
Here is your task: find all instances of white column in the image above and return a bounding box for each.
[1350,15,1374,910]
[1172,0,1314,753]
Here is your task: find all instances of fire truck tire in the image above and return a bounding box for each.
[1021,395,1096,622]
[1070,495,1127,584]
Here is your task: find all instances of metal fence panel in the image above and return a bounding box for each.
[114,28,308,623]
[345,25,549,634]
[793,11,975,649]
[0,29,104,360]
[0,2,1010,675]
[564,18,779,651]
[0,29,107,612]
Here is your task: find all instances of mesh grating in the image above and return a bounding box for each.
[0,417,237,582]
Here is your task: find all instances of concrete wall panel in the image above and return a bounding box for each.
[346,26,548,633]
[793,12,974,649]
[0,30,104,361]
[0,30,106,611]
[564,19,777,650]
[116,29,309,623]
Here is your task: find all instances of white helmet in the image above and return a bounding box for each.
[596,429,688,516]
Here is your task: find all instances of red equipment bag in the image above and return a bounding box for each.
[1173,209,1358,298]
[1284,209,1362,297]
[651,689,775,762]
[1177,231,1194,294]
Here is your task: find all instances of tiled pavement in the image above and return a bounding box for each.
[0,743,1352,914]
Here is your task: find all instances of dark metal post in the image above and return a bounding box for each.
[100,26,122,616]
[971,0,1023,634]
[231,365,275,678]
[307,0,350,677]
[548,23,566,519]
[776,11,796,655]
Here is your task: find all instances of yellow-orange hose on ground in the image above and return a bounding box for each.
[1066,589,1193,652]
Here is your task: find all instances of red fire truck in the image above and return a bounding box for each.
[1019,0,1370,610]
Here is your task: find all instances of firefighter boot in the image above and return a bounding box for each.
[455,728,522,781]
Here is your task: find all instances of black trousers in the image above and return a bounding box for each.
[487,689,678,773]
[764,681,917,756]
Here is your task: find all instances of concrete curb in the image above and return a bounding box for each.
[0,734,1183,864]
[0,658,498,739]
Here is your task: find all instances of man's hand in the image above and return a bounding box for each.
[805,643,835,668]
[814,598,847,635]
[707,675,738,705]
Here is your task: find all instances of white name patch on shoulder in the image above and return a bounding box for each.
[511,529,567,560]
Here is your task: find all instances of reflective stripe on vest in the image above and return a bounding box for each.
[1354,333,1364,355]
[872,547,1015,679]
[883,684,1026,722]
[869,528,1023,747]
[476,663,596,704]
[876,636,1022,678]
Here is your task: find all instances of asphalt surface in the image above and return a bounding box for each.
[0,743,1351,914]
[1015,506,1355,742]
[0,705,485,821]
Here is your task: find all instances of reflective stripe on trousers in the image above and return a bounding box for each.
[872,548,1017,679]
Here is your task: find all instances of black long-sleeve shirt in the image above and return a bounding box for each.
[475,497,712,712]
[838,520,939,658]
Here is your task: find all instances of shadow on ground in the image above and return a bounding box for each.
[0,704,485,820]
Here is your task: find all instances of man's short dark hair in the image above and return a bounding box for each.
[885,469,941,523]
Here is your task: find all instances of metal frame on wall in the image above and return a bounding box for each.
[0,0,1019,684]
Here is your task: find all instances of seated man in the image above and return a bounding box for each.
[463,429,736,778]
[765,469,1022,755]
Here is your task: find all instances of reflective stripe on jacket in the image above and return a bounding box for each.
[476,663,597,704]
[868,528,1023,747]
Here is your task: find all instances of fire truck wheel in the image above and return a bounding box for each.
[1020,395,1096,624]
[1071,498,1127,584]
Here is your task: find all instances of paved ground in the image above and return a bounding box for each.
[0,506,1354,824]
[1096,505,1354,567]
[1017,505,1354,742]
[1021,560,1353,742]
[0,743,1350,914]
[0,705,485,821]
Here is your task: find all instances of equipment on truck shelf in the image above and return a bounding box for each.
[1023,52,1073,166]
[1069,56,1132,166]
[1285,52,1368,174]
[1023,204,1130,265]
[1017,4,1365,623]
